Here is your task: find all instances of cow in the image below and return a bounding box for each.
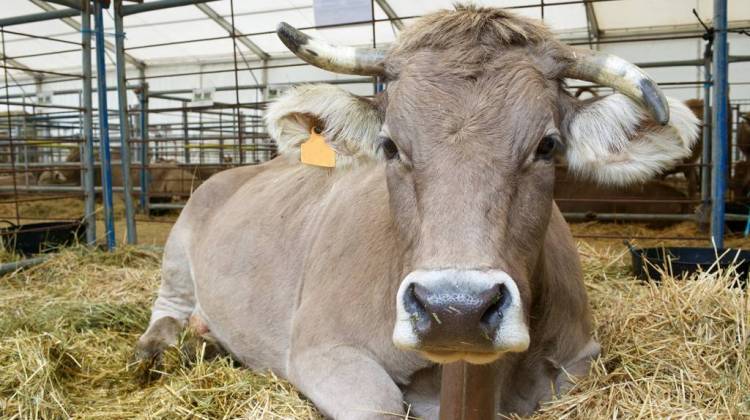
[38,148,202,202]
[0,171,37,196]
[554,166,691,217]
[737,111,750,161]
[731,113,750,200]
[134,6,699,418]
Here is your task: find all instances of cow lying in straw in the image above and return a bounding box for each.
[135,6,699,418]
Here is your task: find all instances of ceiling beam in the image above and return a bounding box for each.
[28,0,146,70]
[584,0,601,42]
[0,53,44,81]
[374,0,404,31]
[195,3,270,61]
[41,0,83,10]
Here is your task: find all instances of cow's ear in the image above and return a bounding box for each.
[561,94,700,186]
[265,84,383,166]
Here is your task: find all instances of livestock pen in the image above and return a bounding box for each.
[1,1,749,419]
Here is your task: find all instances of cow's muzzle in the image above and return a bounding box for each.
[393,270,529,364]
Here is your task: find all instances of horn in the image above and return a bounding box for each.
[565,48,670,125]
[276,22,386,76]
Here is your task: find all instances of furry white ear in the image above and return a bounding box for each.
[265,84,383,166]
[564,94,700,186]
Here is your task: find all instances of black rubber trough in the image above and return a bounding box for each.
[626,242,749,286]
[0,220,84,256]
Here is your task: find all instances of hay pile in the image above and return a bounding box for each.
[0,247,318,419]
[0,244,747,418]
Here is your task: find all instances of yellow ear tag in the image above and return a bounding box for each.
[300,126,336,168]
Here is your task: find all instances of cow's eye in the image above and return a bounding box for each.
[381,137,400,160]
[535,134,559,161]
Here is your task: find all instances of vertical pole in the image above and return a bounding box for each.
[733,104,740,178]
[439,362,496,420]
[218,111,224,164]
[711,0,729,249]
[229,0,243,164]
[94,0,116,250]
[0,29,21,226]
[700,41,712,230]
[82,0,97,245]
[113,0,137,244]
[370,0,377,95]
[138,82,149,214]
[182,103,190,164]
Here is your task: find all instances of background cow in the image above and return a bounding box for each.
[135,6,698,418]
[0,171,37,196]
[38,147,202,203]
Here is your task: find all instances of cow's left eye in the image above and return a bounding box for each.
[535,134,560,161]
[381,137,400,160]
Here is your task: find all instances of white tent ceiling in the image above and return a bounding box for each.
[1,0,748,75]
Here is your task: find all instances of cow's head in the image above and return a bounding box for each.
[270,6,699,364]
[38,170,68,185]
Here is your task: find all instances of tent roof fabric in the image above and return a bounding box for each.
[1,0,749,77]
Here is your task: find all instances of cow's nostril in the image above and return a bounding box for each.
[404,283,431,333]
[479,284,509,338]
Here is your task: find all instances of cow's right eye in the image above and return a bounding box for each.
[381,138,400,160]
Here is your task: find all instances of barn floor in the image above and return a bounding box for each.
[1,224,749,418]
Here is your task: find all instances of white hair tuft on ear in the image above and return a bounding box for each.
[565,94,700,186]
[265,84,382,167]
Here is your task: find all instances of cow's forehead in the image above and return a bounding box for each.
[382,55,558,153]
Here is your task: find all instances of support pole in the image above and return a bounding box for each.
[700,40,712,230]
[114,0,137,244]
[182,103,190,164]
[138,82,150,214]
[711,0,729,248]
[440,362,496,420]
[82,0,97,246]
[94,0,116,250]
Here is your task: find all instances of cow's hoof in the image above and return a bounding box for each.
[132,316,182,382]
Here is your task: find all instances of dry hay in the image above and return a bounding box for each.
[0,247,318,419]
[0,243,748,419]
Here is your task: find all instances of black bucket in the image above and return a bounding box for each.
[626,242,749,286]
[0,220,84,256]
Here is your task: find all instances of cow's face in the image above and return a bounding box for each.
[382,50,564,362]
[272,7,699,364]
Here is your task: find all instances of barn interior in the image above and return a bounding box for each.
[0,1,749,418]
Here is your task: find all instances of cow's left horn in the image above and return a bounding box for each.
[277,22,386,76]
[565,48,670,125]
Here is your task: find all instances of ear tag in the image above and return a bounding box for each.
[300,126,336,168]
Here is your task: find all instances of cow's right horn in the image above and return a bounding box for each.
[277,22,386,76]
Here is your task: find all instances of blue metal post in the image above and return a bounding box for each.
[711,0,729,249]
[94,0,116,250]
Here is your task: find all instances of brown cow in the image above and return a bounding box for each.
[135,6,699,418]
[38,148,201,201]
[0,171,37,196]
[554,166,690,216]
[731,113,750,199]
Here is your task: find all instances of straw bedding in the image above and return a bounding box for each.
[0,237,748,418]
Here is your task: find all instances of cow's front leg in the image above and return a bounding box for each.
[289,346,405,419]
